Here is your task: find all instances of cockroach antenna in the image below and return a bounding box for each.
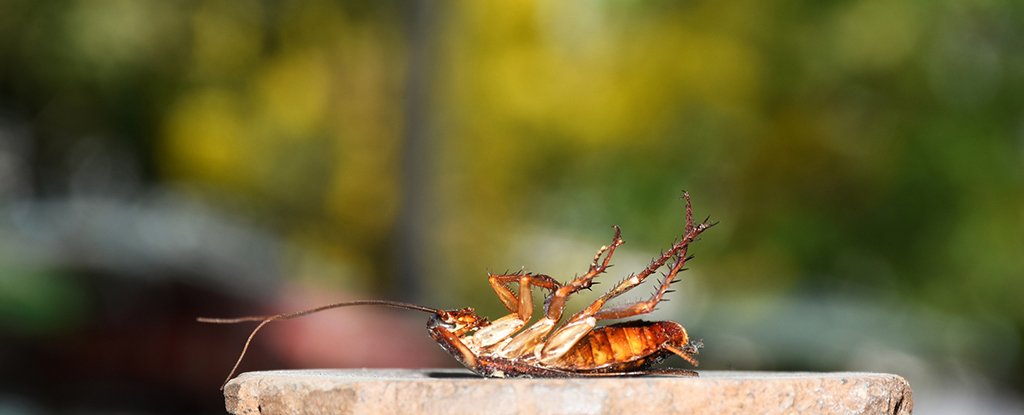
[203,192,714,385]
[198,300,441,389]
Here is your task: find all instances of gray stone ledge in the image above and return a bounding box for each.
[224,369,913,415]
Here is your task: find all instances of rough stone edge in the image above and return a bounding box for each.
[223,370,914,415]
[888,374,914,415]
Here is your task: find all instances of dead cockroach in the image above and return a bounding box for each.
[200,192,714,387]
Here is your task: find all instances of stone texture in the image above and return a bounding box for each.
[224,369,913,415]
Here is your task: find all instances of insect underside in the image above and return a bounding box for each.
[200,192,713,386]
[431,192,712,378]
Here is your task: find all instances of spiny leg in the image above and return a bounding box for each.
[544,225,624,321]
[473,272,561,348]
[539,192,713,363]
[590,244,693,320]
[496,227,624,358]
[574,192,713,322]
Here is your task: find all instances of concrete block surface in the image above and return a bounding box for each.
[223,369,912,415]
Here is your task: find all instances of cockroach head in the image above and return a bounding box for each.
[430,307,485,331]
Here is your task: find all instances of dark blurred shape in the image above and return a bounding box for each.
[393,0,440,302]
[1,195,284,413]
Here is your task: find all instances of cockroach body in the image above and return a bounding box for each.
[431,317,699,378]
[201,192,713,386]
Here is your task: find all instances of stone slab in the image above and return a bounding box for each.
[223,369,912,415]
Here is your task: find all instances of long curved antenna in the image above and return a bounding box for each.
[198,300,441,389]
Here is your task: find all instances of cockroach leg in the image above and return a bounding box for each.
[474,273,560,348]
[203,192,714,383]
[538,368,698,377]
[487,273,560,317]
[495,316,557,358]
[430,323,480,370]
[638,368,699,377]
[590,242,691,320]
[571,192,714,323]
[543,225,623,321]
[539,192,712,364]
[538,316,597,364]
[498,227,623,359]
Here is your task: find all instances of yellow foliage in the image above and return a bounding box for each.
[161,88,251,188]
[254,50,332,137]
[191,1,264,79]
[831,0,922,71]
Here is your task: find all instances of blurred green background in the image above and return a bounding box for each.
[0,0,1021,413]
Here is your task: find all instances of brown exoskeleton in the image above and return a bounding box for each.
[200,192,714,387]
